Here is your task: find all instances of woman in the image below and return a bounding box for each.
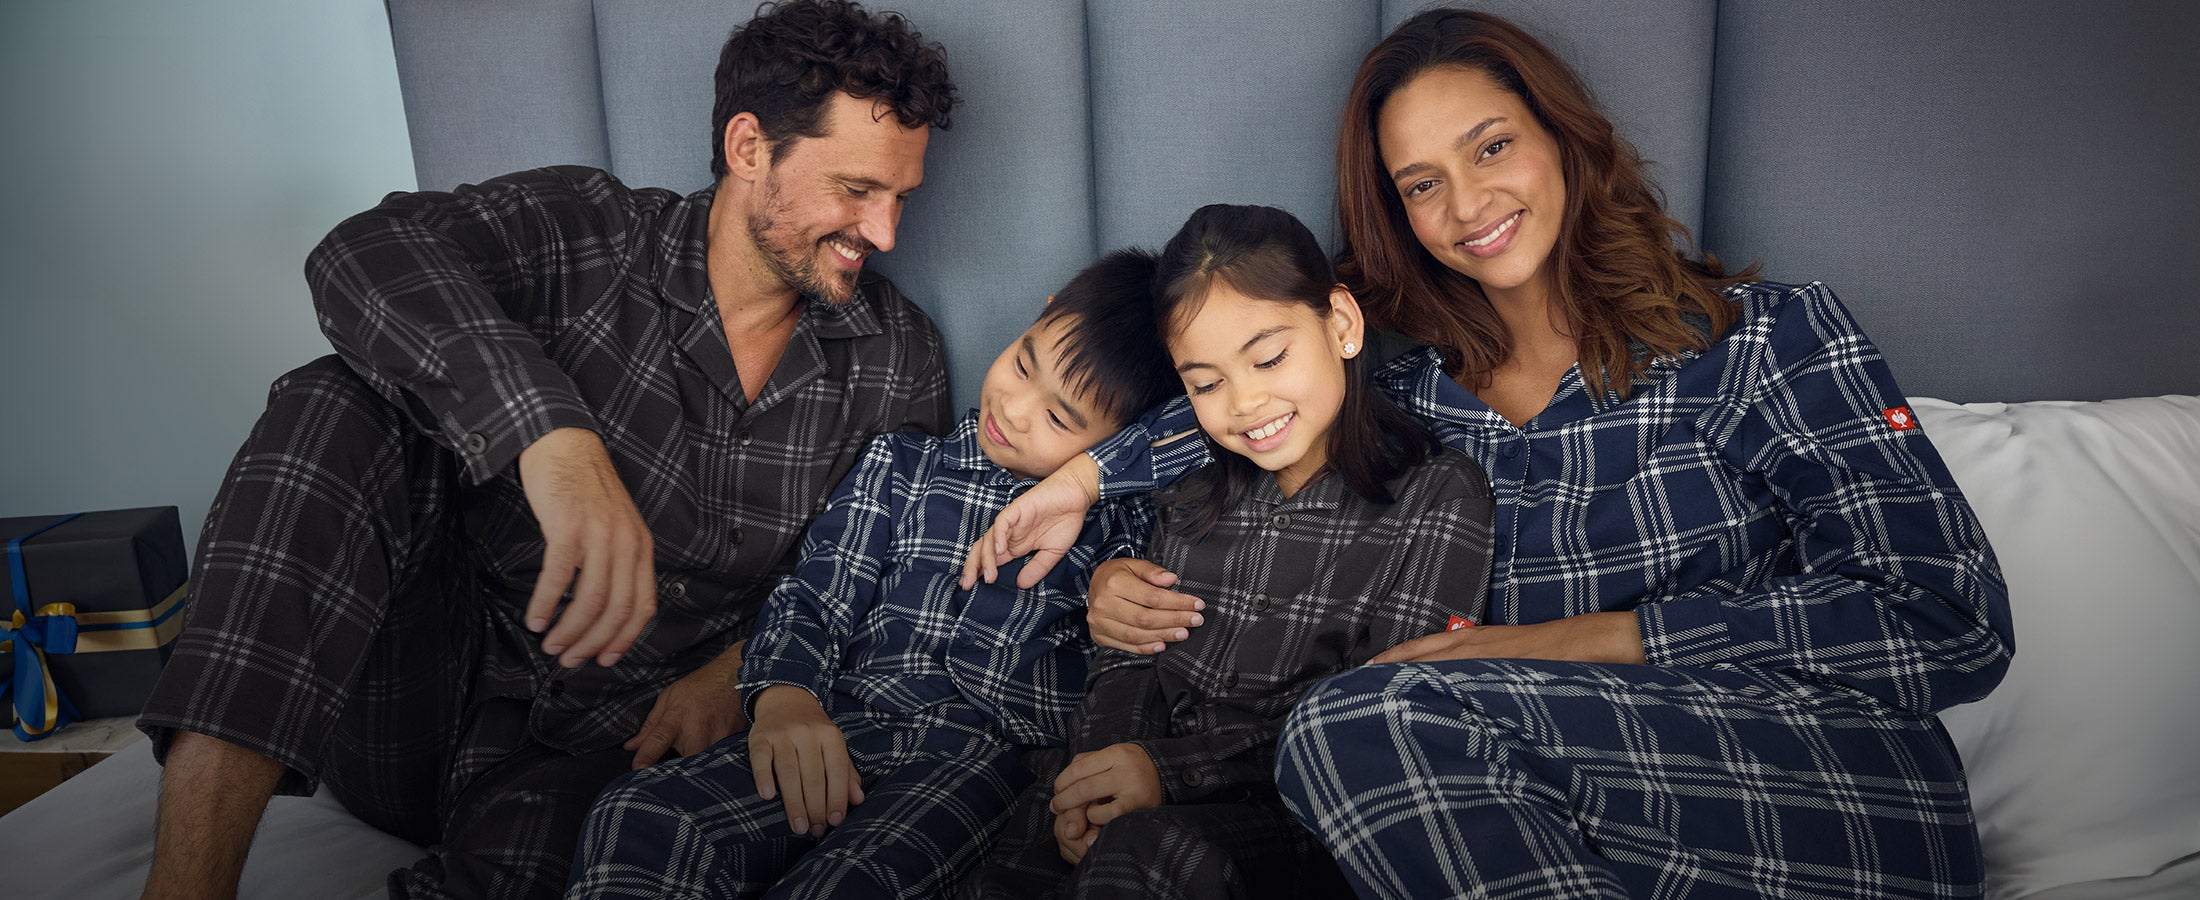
[966,9,2009,898]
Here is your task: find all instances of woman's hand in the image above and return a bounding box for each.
[1050,743,1163,863]
[1086,558,1204,654]
[960,455,1101,590]
[1370,611,1647,665]
[747,685,864,838]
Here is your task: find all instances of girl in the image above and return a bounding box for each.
[957,204,1493,900]
[980,10,2009,899]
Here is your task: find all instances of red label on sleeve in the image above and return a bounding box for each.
[1446,615,1475,632]
[1882,406,1918,431]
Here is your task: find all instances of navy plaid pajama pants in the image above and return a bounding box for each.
[1275,660,1985,900]
[567,704,1031,899]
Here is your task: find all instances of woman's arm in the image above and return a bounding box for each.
[1635,283,2012,715]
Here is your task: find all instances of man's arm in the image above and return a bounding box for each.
[307,168,664,665]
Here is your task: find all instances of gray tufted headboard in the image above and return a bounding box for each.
[385,0,2200,408]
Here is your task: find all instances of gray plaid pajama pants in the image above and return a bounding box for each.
[956,751,1355,900]
[138,357,633,900]
[567,703,1030,899]
[1276,659,1986,899]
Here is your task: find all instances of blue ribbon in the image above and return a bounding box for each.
[4,513,84,740]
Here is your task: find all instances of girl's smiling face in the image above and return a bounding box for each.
[1168,283,1365,496]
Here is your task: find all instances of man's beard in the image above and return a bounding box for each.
[746,177,874,305]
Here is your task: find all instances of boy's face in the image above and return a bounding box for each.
[976,313,1119,480]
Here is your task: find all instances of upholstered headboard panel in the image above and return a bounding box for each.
[384,0,2199,407]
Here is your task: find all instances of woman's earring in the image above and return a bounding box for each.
[1342,341,1358,357]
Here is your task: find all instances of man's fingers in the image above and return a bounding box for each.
[603,555,656,665]
[542,537,611,658]
[525,542,578,634]
[561,543,632,666]
[630,727,674,770]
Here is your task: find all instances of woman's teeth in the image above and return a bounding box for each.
[1463,212,1520,248]
[1246,413,1293,441]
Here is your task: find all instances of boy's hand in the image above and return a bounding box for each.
[1050,743,1163,833]
[625,641,747,769]
[961,454,1100,590]
[1370,611,1646,665]
[748,685,865,837]
[1086,559,1204,655]
[518,426,657,668]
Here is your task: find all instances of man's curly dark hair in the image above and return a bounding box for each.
[711,0,958,177]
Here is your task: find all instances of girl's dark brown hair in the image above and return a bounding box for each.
[1334,8,1756,398]
[1154,204,1438,541]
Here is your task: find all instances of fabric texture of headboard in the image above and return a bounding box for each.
[384,0,2200,408]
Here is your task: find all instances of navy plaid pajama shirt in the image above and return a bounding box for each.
[137,166,951,900]
[567,413,1154,899]
[960,449,1494,900]
[1083,282,2012,899]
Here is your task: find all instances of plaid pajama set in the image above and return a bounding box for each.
[566,414,1155,900]
[1082,282,2011,899]
[960,449,1496,900]
[136,166,950,900]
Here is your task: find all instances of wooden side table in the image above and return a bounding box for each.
[0,716,147,815]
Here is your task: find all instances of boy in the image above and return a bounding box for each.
[567,250,1179,899]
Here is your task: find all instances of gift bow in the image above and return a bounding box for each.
[2,602,85,739]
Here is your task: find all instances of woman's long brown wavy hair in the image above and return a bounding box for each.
[1335,8,1756,398]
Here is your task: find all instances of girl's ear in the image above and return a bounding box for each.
[1327,284,1367,357]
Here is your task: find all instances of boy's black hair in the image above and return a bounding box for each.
[1036,248,1181,427]
[712,0,959,175]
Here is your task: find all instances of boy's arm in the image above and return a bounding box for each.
[738,435,906,721]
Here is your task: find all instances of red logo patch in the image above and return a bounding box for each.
[1446,615,1475,632]
[1883,406,1918,431]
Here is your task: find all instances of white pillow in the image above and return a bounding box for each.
[1916,395,2200,899]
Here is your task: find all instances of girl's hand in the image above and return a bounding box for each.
[747,685,865,838]
[1370,611,1646,665]
[1052,802,1102,865]
[1050,743,1164,829]
[960,454,1101,590]
[1087,559,1204,654]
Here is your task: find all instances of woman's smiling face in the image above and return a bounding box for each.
[1377,65,1567,305]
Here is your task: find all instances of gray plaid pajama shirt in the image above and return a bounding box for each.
[567,413,1155,899]
[1077,282,2012,898]
[962,449,1496,899]
[137,166,950,900]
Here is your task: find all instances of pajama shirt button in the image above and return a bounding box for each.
[666,581,687,600]
[1271,514,1290,529]
[1181,770,1206,787]
[738,430,755,447]
[730,527,745,545]
[1251,594,1269,612]
[1223,673,1238,689]
[1502,442,1520,459]
[465,432,488,455]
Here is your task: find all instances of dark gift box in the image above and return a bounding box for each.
[2,507,189,739]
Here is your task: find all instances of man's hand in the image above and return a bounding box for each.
[625,641,748,770]
[748,685,864,838]
[518,427,657,668]
[1049,742,1163,863]
[961,454,1100,590]
[1370,611,1647,665]
[1085,558,1204,654]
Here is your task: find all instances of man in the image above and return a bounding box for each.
[135,3,956,898]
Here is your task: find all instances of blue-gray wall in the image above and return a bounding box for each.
[0,1,417,554]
